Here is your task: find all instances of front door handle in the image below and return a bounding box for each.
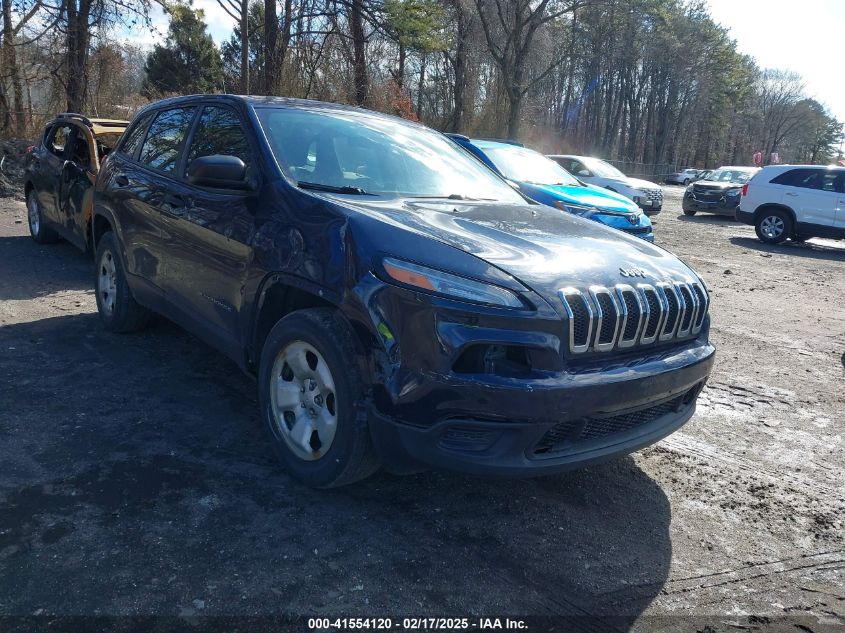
[784,192,798,197]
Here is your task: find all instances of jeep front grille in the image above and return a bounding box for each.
[559,281,708,354]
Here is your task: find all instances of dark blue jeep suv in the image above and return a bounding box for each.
[93,95,715,487]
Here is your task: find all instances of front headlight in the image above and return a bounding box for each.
[381,258,524,308]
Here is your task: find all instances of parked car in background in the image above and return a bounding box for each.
[682,166,759,217]
[665,168,702,185]
[24,113,128,251]
[449,137,654,241]
[92,95,714,487]
[736,165,845,244]
[547,154,664,216]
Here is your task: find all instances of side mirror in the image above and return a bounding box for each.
[577,169,591,177]
[187,155,249,189]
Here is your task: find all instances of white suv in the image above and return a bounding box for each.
[547,154,664,215]
[737,165,845,244]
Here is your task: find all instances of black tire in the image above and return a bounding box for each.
[755,209,792,245]
[258,308,380,488]
[94,232,151,332]
[683,178,690,185]
[683,207,697,216]
[26,190,60,244]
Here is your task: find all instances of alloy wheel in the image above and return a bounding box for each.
[98,250,118,314]
[27,195,40,236]
[270,341,338,461]
[760,215,784,240]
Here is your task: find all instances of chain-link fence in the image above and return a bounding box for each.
[605,160,683,183]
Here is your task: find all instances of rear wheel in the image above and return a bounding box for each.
[26,190,59,244]
[755,209,792,244]
[259,308,380,488]
[94,232,151,332]
[683,208,697,216]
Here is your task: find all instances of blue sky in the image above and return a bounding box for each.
[705,0,845,122]
[135,0,844,122]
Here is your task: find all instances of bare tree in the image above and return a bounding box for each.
[216,0,250,93]
[473,0,586,137]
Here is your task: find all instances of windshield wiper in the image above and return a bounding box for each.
[297,181,372,195]
[405,193,496,201]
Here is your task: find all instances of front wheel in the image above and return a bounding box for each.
[755,209,792,244]
[94,232,151,332]
[683,207,697,216]
[683,178,690,185]
[26,191,59,244]
[259,308,380,488]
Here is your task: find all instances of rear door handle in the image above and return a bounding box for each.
[115,175,129,187]
[784,192,798,197]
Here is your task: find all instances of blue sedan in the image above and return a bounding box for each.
[449,137,654,241]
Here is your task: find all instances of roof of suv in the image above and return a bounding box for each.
[54,113,128,136]
[136,94,399,120]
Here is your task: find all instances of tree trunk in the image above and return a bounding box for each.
[416,54,426,117]
[264,0,278,94]
[350,0,367,106]
[506,90,522,139]
[395,43,406,89]
[65,0,92,112]
[278,0,292,86]
[240,0,249,93]
[2,0,24,135]
[447,1,469,132]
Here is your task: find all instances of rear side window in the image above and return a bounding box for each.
[138,107,196,173]
[119,112,153,158]
[185,106,252,174]
[771,168,843,192]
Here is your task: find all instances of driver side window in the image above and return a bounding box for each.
[572,161,592,177]
[185,106,253,179]
[46,124,73,158]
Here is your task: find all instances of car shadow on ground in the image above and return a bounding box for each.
[675,213,736,225]
[0,311,673,624]
[0,235,92,300]
[729,236,845,262]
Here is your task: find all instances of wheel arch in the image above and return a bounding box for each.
[753,203,796,225]
[91,205,118,250]
[250,276,342,370]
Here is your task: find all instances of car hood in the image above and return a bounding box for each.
[347,198,698,296]
[623,177,661,191]
[693,180,743,191]
[519,182,639,214]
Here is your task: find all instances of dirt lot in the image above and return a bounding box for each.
[0,188,843,631]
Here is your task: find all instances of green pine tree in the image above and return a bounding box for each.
[144,5,224,96]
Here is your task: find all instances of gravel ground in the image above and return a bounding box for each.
[0,188,843,631]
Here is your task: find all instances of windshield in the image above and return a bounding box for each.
[582,158,625,179]
[255,108,523,202]
[703,169,753,184]
[483,145,579,186]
